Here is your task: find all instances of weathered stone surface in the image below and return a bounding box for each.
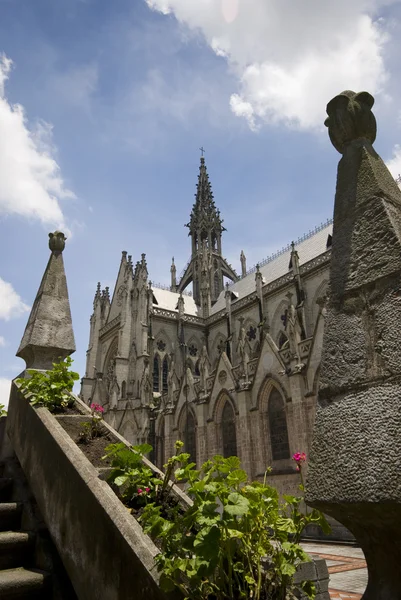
[6,384,171,600]
[306,91,401,599]
[16,232,75,370]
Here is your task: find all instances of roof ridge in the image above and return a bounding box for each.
[240,217,333,280]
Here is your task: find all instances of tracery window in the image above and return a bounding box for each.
[214,271,220,297]
[184,410,197,464]
[278,332,288,349]
[156,417,165,470]
[104,338,118,393]
[268,389,290,461]
[153,355,160,392]
[162,357,168,393]
[221,400,237,458]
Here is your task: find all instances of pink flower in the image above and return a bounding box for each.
[137,488,143,495]
[145,487,150,493]
[90,403,104,413]
[292,452,307,464]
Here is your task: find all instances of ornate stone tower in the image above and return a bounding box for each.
[178,155,238,311]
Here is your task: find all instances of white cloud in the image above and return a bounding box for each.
[0,336,6,347]
[0,277,30,321]
[0,54,75,230]
[387,144,401,183]
[145,0,395,130]
[0,378,10,409]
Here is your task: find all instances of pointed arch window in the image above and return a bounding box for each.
[156,417,165,470]
[121,381,126,398]
[194,360,200,377]
[268,389,290,461]
[222,400,237,458]
[153,355,160,392]
[185,410,197,464]
[214,271,220,298]
[278,332,288,349]
[162,357,168,393]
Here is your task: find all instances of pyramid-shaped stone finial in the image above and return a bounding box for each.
[16,231,76,371]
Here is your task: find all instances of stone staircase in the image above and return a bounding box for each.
[0,461,51,599]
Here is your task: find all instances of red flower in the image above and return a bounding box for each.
[292,452,306,464]
[137,488,143,495]
[145,487,150,493]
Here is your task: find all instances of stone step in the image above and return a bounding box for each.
[0,504,22,532]
[0,567,50,599]
[0,478,13,502]
[0,532,34,570]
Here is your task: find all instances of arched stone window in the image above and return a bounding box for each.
[162,357,168,393]
[222,400,237,458]
[153,355,160,392]
[268,389,290,461]
[214,271,220,297]
[121,381,126,398]
[194,360,200,377]
[278,332,288,349]
[104,338,118,393]
[185,410,197,464]
[156,417,165,469]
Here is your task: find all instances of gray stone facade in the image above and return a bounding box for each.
[81,157,333,496]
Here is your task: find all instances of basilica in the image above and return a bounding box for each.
[81,156,332,496]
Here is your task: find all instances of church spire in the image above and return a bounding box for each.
[177,154,239,306]
[186,155,225,251]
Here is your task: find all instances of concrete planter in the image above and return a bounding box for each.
[6,383,174,600]
[5,384,329,600]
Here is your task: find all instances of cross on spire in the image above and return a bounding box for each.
[199,146,205,157]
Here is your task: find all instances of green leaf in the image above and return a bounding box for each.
[224,493,250,516]
[114,475,128,487]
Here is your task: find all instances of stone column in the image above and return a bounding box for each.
[305,90,401,599]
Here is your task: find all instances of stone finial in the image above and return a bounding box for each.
[17,231,75,371]
[48,231,66,254]
[324,90,376,154]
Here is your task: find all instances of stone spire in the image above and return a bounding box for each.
[178,155,238,306]
[186,156,225,248]
[17,231,76,371]
[306,91,401,597]
[170,257,177,292]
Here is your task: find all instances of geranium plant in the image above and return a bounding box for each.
[79,403,105,443]
[102,440,329,599]
[16,357,79,413]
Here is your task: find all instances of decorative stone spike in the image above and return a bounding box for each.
[305,91,401,599]
[16,231,76,371]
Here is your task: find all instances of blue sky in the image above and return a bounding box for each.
[1,0,401,404]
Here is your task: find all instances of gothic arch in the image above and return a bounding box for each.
[271,299,289,342]
[120,419,138,444]
[213,391,238,458]
[211,333,226,369]
[154,329,172,355]
[153,354,160,392]
[155,416,165,470]
[162,356,169,393]
[178,404,197,464]
[258,379,290,464]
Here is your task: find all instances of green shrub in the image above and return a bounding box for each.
[0,403,7,417]
[16,357,79,413]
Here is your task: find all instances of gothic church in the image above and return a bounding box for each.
[81,156,332,496]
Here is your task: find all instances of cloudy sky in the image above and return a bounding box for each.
[1,0,401,405]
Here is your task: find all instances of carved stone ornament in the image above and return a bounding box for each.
[324,90,376,154]
[48,231,66,254]
[218,370,227,385]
